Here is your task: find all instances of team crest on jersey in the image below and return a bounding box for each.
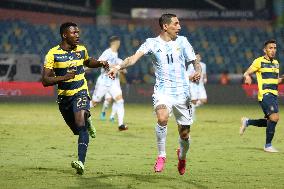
[76,52,82,59]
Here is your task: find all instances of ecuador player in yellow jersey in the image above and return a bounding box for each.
[240,39,283,153]
[42,22,109,174]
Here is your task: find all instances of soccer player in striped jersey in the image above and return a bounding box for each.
[91,36,127,131]
[187,53,207,120]
[42,22,109,174]
[108,13,201,175]
[240,39,283,153]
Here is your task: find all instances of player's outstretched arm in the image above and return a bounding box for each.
[243,66,255,85]
[192,59,202,82]
[84,58,109,70]
[108,51,144,79]
[42,68,75,87]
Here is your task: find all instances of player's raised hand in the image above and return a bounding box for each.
[244,75,252,85]
[192,71,201,82]
[100,61,109,71]
[108,65,120,80]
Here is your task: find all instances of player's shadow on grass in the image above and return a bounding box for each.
[70,173,208,189]
[237,146,277,153]
[23,167,74,175]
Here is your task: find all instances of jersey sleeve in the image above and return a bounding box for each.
[182,37,196,62]
[44,50,54,70]
[136,39,152,55]
[98,50,110,61]
[84,47,89,61]
[250,58,261,71]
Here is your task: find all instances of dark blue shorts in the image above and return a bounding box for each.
[58,90,90,135]
[259,93,278,118]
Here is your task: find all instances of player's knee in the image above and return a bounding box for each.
[178,125,190,139]
[114,95,123,101]
[115,99,124,104]
[92,100,98,107]
[269,113,279,122]
[158,119,168,126]
[191,100,198,105]
[201,99,207,104]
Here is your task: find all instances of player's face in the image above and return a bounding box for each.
[264,43,276,59]
[114,40,121,49]
[64,26,80,46]
[165,17,181,39]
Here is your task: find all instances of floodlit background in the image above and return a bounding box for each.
[1,1,284,188]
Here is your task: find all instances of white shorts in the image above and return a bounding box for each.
[92,82,122,102]
[190,84,207,101]
[152,93,193,125]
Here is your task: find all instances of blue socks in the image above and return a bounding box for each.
[247,119,267,127]
[266,120,277,147]
[78,126,89,164]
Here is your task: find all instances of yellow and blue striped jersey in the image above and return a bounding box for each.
[250,56,279,101]
[44,45,89,97]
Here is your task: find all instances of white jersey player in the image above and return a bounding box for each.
[92,36,127,131]
[187,53,208,119]
[108,14,201,175]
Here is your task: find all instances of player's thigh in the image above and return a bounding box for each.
[109,84,122,100]
[172,98,193,126]
[105,92,112,99]
[92,84,108,102]
[73,93,91,127]
[153,93,172,123]
[58,100,78,134]
[259,93,279,119]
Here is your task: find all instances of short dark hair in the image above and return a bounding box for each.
[264,39,276,48]
[109,36,120,44]
[60,22,77,38]
[159,13,177,29]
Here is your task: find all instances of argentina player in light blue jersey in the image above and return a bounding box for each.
[92,36,127,131]
[108,14,201,175]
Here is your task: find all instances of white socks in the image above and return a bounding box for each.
[115,99,124,126]
[155,124,167,157]
[179,137,190,160]
[110,102,117,118]
[102,100,110,113]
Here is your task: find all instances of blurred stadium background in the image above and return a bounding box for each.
[0,0,284,104]
[2,1,284,188]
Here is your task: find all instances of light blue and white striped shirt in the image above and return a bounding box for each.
[98,48,121,87]
[137,35,196,96]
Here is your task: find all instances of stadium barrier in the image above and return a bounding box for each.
[0,82,55,102]
[1,83,284,104]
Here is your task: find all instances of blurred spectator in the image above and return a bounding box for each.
[220,70,230,85]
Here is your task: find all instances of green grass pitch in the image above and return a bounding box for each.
[1,102,284,189]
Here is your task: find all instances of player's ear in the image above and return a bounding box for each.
[163,24,168,31]
[263,47,266,54]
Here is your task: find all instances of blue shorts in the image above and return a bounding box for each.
[259,93,278,118]
[58,90,90,135]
